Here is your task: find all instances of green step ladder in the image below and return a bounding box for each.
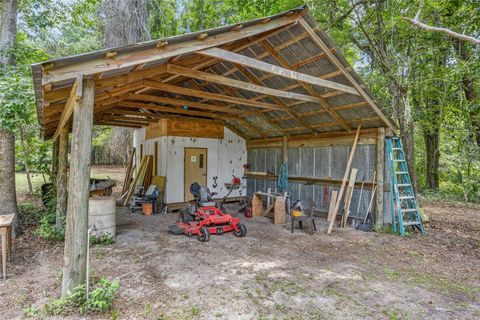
[386,137,425,236]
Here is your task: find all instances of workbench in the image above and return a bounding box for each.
[252,189,287,224]
[0,214,14,280]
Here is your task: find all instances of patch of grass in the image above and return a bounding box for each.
[25,278,119,317]
[382,308,411,320]
[15,172,49,195]
[144,303,153,316]
[22,306,41,318]
[180,305,201,320]
[90,233,115,246]
[411,274,480,300]
[383,268,401,281]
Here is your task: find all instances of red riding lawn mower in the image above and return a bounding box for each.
[168,182,247,242]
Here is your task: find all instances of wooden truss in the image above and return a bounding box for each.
[37,9,395,140]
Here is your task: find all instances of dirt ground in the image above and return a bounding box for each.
[1,166,479,319]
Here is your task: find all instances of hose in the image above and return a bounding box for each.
[277,162,289,192]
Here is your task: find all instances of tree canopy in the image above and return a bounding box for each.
[1,0,479,201]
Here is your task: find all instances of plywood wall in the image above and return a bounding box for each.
[134,126,246,204]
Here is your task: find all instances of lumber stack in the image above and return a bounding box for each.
[121,154,154,206]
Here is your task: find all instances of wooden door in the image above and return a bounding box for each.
[184,148,207,201]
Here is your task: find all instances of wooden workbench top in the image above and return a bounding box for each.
[0,214,14,227]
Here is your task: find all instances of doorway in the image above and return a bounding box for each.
[184,148,207,201]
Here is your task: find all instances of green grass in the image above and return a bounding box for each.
[15,172,49,195]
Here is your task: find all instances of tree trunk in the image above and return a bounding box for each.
[19,127,33,194]
[423,127,440,189]
[454,40,479,146]
[0,128,19,236]
[0,0,19,236]
[61,80,94,297]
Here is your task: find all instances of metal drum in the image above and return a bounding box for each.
[88,196,116,237]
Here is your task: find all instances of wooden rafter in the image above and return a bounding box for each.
[257,39,351,131]
[298,18,396,131]
[126,93,256,116]
[52,75,82,141]
[232,63,315,133]
[40,14,300,85]
[166,63,333,104]
[197,47,359,95]
[143,79,287,111]
[118,101,237,120]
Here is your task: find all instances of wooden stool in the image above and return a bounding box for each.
[0,214,14,280]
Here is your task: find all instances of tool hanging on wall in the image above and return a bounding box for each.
[277,162,288,192]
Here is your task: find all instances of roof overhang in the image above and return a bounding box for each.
[32,5,396,140]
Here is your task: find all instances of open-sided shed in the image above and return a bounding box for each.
[32,6,395,296]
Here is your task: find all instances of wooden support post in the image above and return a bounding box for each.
[252,193,263,217]
[61,79,94,297]
[55,125,69,231]
[282,136,288,163]
[52,138,59,180]
[273,196,286,224]
[375,127,385,226]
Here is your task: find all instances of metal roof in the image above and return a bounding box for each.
[32,5,395,140]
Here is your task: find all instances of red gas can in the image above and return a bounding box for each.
[244,207,253,218]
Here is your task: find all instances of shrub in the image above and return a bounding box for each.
[90,233,115,246]
[34,213,65,242]
[42,278,120,316]
[18,202,43,227]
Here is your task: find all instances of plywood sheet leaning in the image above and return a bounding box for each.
[327,191,338,222]
[341,168,358,227]
[327,126,361,234]
[123,155,151,206]
[273,196,286,224]
[121,148,136,196]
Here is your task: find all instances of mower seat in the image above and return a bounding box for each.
[199,201,216,207]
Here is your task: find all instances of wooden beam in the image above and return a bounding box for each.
[61,79,94,297]
[247,127,377,148]
[55,125,68,231]
[298,18,396,132]
[258,40,351,131]
[100,115,157,123]
[52,75,82,141]
[119,101,236,120]
[166,63,331,104]
[105,109,163,118]
[198,47,359,95]
[96,121,142,128]
[127,93,256,116]
[376,127,385,226]
[95,64,167,89]
[143,79,287,111]
[160,22,301,85]
[40,14,300,85]
[232,63,315,133]
[246,172,379,190]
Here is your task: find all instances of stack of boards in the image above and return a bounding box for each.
[120,149,165,206]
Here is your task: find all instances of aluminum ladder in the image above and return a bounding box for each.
[386,137,424,236]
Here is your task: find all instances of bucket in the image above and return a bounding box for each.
[142,202,153,215]
[245,207,252,218]
[88,196,116,238]
[292,210,303,217]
